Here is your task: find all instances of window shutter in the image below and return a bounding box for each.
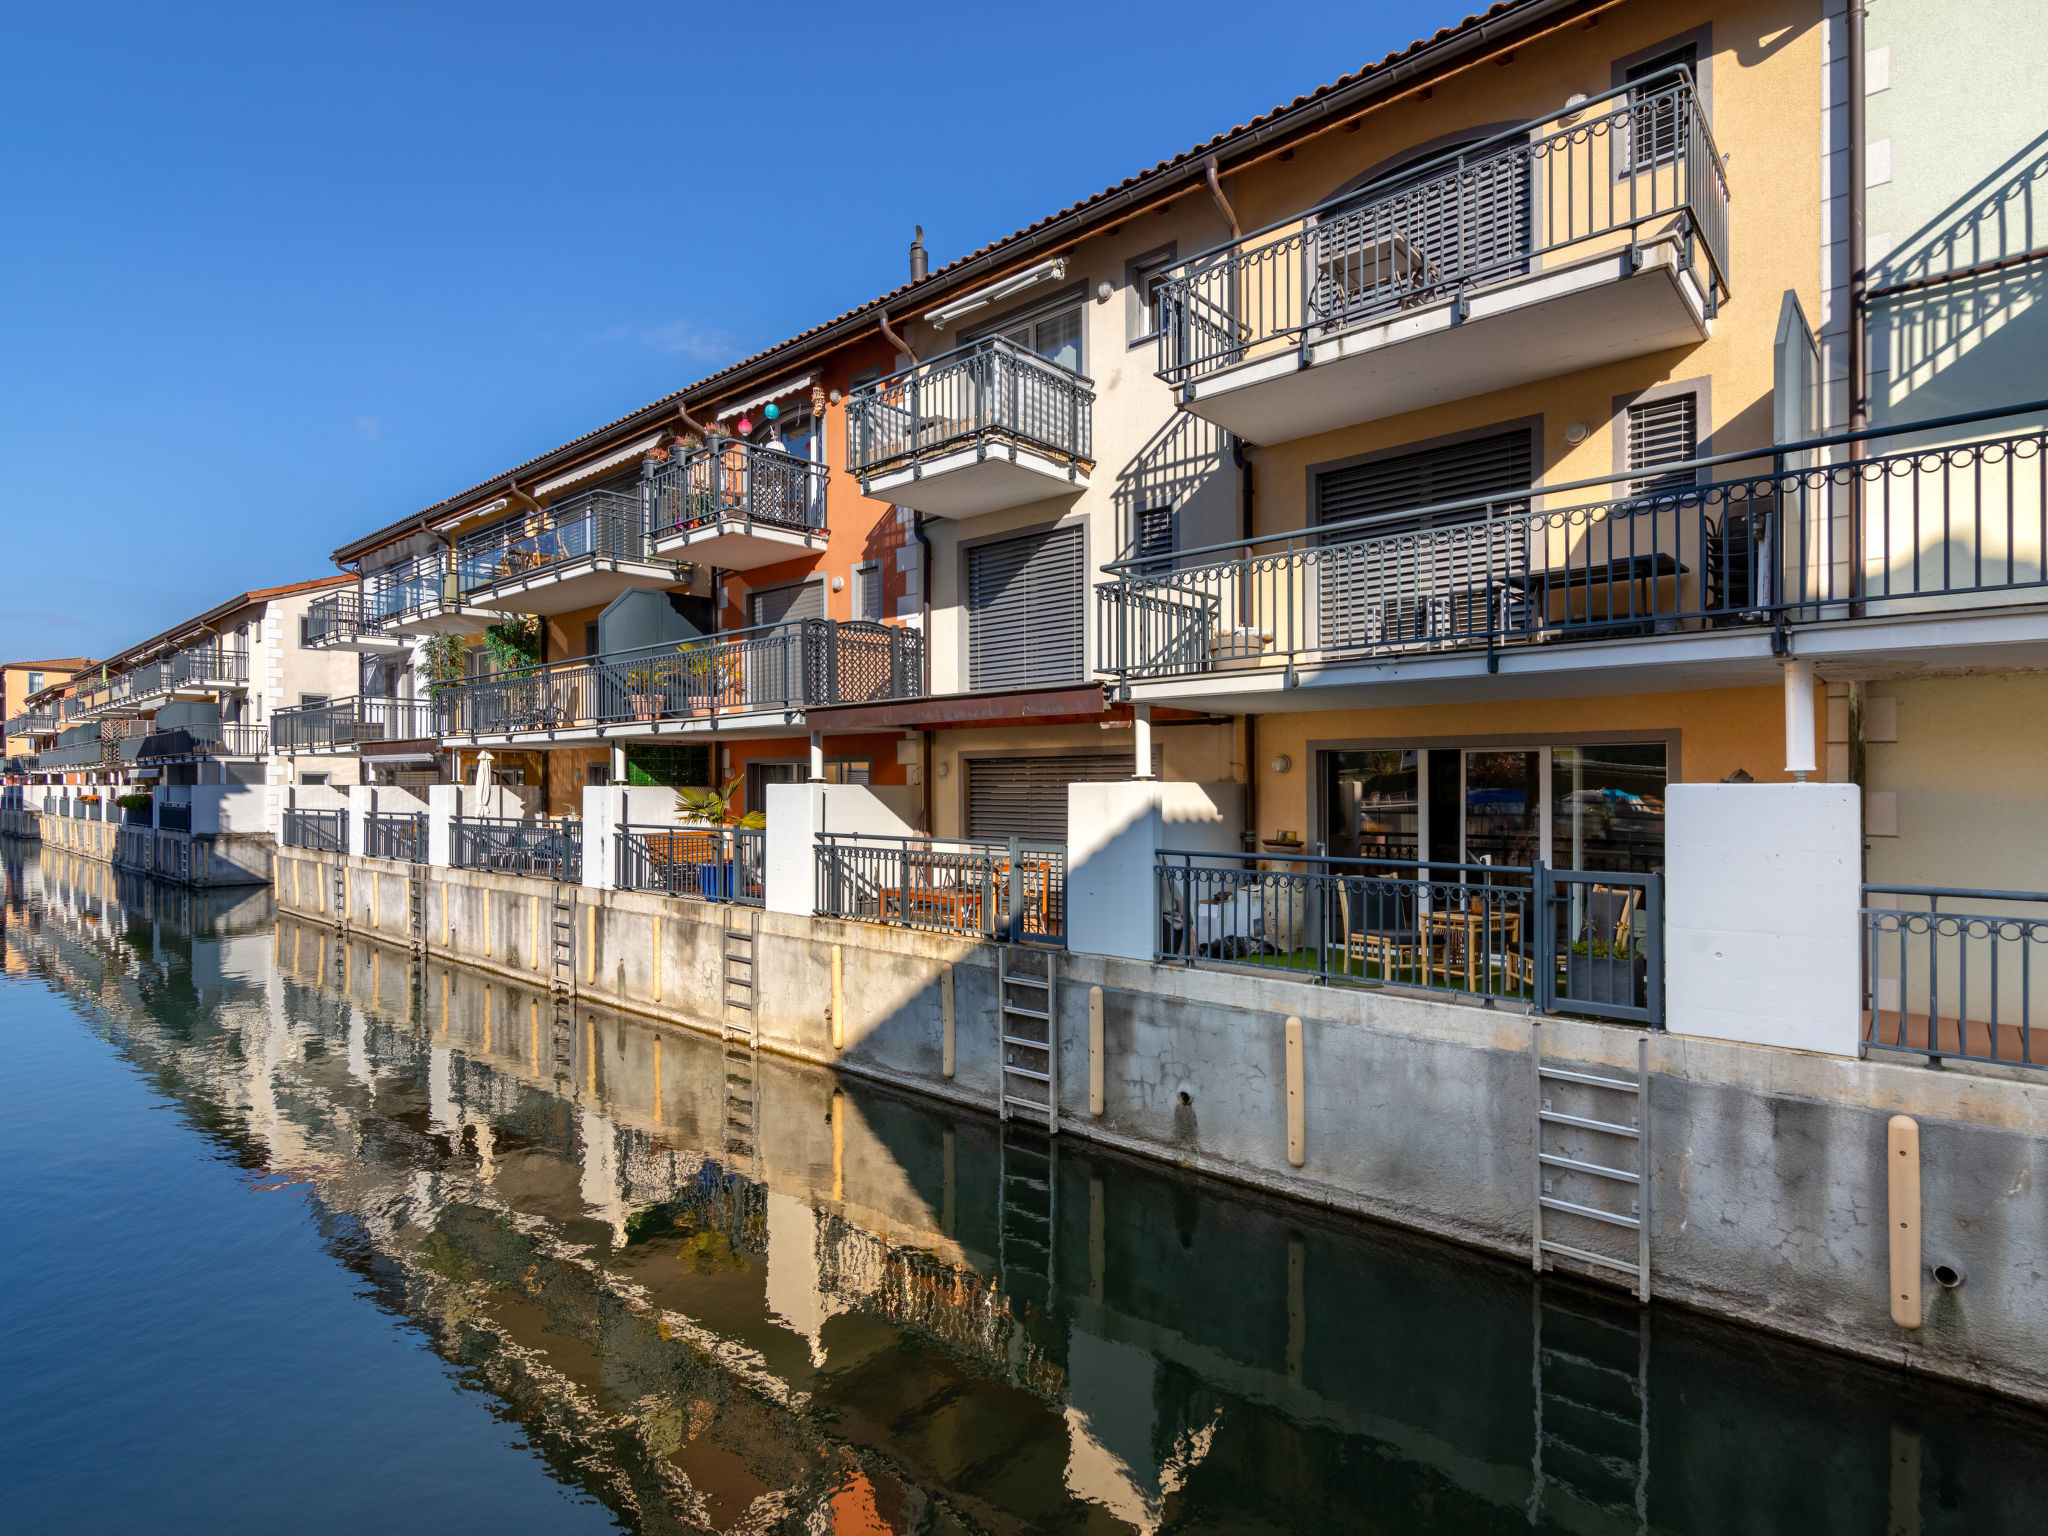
[967,526,1085,691]
[750,580,826,629]
[1628,395,1698,493]
[965,751,1160,843]
[854,563,884,622]
[1135,506,1174,575]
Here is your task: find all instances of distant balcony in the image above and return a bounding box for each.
[5,711,57,739]
[1157,70,1728,445]
[647,438,829,569]
[305,589,407,652]
[272,695,444,754]
[362,553,500,637]
[455,487,680,616]
[1097,418,2048,707]
[846,336,1093,518]
[439,619,924,745]
[131,723,269,762]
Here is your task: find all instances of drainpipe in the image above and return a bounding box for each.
[1232,433,1258,852]
[1204,155,1242,239]
[1847,3,1868,442]
[913,509,935,834]
[878,312,919,366]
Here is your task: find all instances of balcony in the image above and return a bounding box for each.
[846,336,1093,518]
[647,438,829,568]
[271,695,443,754]
[1156,70,1728,446]
[362,553,500,637]
[131,723,270,762]
[305,589,407,652]
[455,487,679,616]
[439,619,925,745]
[5,711,58,739]
[1096,416,2048,710]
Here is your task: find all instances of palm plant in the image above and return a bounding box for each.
[674,775,763,830]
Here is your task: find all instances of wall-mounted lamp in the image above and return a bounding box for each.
[831,576,845,592]
[828,389,842,404]
[1270,754,1293,774]
[1560,92,1588,124]
[1096,279,1115,302]
[1564,421,1591,444]
[936,760,951,779]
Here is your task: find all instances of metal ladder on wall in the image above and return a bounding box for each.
[548,881,576,1081]
[998,945,1058,1132]
[331,858,349,933]
[720,905,760,1168]
[996,1123,1057,1332]
[405,869,426,957]
[1528,1283,1650,1532]
[1531,1025,1650,1302]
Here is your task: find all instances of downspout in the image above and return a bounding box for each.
[878,312,920,366]
[1203,155,1242,239]
[914,510,934,834]
[1232,432,1257,853]
[1846,1,1870,878]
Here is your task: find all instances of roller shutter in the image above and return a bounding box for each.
[967,526,1085,691]
[965,751,1160,843]
[750,580,826,629]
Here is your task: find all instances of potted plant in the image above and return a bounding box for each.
[674,776,763,901]
[625,667,661,721]
[1566,939,1646,1007]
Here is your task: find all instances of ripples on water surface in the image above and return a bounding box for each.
[6,849,2048,1535]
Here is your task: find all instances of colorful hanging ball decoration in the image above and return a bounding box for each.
[736,416,753,436]
[763,403,780,421]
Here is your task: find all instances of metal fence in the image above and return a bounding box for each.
[271,695,443,751]
[1155,68,1728,388]
[451,816,582,881]
[845,334,1095,483]
[363,811,428,863]
[363,552,450,626]
[457,488,660,596]
[1863,885,2047,1070]
[1098,417,2048,679]
[1156,850,1662,1025]
[281,807,348,853]
[617,824,765,905]
[815,832,1067,945]
[305,588,371,645]
[648,437,828,541]
[156,801,192,833]
[442,619,923,736]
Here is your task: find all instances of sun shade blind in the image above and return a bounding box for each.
[967,526,1085,691]
[1316,430,1535,534]
[750,581,825,629]
[1628,395,1698,493]
[966,751,1160,843]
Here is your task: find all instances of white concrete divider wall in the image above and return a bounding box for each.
[1065,781,1245,961]
[764,784,920,916]
[1665,782,1863,1056]
[580,785,688,890]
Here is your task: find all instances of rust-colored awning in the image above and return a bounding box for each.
[806,685,1213,734]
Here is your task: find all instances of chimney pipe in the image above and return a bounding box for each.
[909,225,929,283]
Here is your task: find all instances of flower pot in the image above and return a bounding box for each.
[627,692,661,722]
[1565,953,1646,1008]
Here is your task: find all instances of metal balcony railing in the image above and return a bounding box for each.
[363,811,427,863]
[6,712,58,737]
[306,589,373,645]
[1863,885,2048,1071]
[617,825,765,904]
[451,815,581,881]
[362,552,452,627]
[132,723,269,761]
[271,695,444,752]
[456,487,659,597]
[1154,68,1730,388]
[815,832,1067,946]
[647,437,828,541]
[845,335,1095,482]
[441,619,923,736]
[1096,407,2048,681]
[281,807,348,852]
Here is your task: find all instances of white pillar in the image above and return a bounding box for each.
[608,744,627,785]
[1132,705,1155,779]
[809,731,825,782]
[1783,659,1817,781]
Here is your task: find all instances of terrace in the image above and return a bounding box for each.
[646,437,829,569]
[454,487,679,616]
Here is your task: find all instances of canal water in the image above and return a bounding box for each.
[7,850,2048,1535]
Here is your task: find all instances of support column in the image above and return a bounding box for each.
[809,731,825,782]
[1784,658,1818,781]
[1132,704,1155,779]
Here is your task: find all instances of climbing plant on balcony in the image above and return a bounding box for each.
[421,634,468,701]
[483,614,541,671]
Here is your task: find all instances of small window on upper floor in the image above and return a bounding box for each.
[298,693,329,709]
[852,561,884,623]
[1628,394,1698,495]
[1128,251,1176,344]
[25,672,42,694]
[1623,44,1698,171]
[1134,505,1175,576]
[584,621,600,657]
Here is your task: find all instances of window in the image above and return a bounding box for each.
[584,621,601,657]
[297,617,311,648]
[1628,394,1698,494]
[750,579,826,630]
[1128,250,1176,343]
[852,561,884,623]
[965,752,1158,843]
[299,772,330,787]
[1135,505,1174,576]
[970,292,1085,375]
[298,693,329,708]
[25,672,41,694]
[967,526,1086,691]
[1623,44,1698,170]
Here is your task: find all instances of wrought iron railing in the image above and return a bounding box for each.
[1156,850,1663,1025]
[816,832,1067,945]
[363,552,452,627]
[271,695,444,751]
[1098,412,2048,680]
[845,335,1095,482]
[1155,69,1729,389]
[363,811,427,862]
[457,488,661,597]
[442,619,923,736]
[617,824,765,905]
[451,815,582,880]
[6,712,58,737]
[648,437,828,541]
[1863,885,2047,1070]
[281,807,348,852]
[305,589,372,646]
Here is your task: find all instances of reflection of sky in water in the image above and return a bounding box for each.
[7,851,2048,1534]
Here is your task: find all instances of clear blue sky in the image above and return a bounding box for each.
[0,1,1456,661]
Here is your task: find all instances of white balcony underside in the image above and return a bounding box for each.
[309,633,409,653]
[461,558,680,617]
[1123,605,2048,713]
[1179,240,1710,447]
[443,708,811,749]
[863,442,1088,519]
[379,603,502,637]
[649,521,827,570]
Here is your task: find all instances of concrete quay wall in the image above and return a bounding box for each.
[275,848,2048,1406]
